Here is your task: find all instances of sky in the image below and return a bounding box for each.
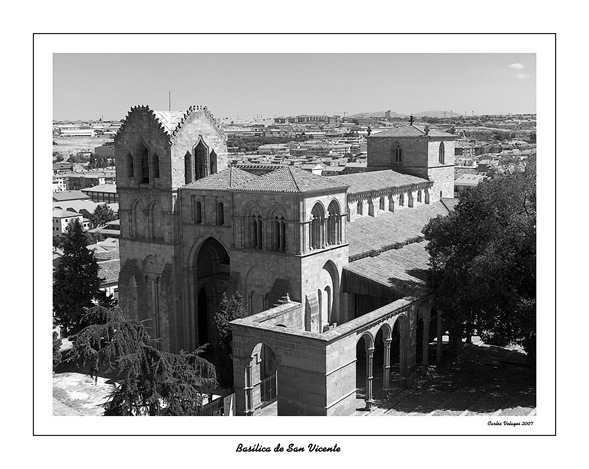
[53,53,536,121]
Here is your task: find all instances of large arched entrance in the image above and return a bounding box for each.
[192,237,231,351]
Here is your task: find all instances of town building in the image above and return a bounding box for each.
[115,105,456,416]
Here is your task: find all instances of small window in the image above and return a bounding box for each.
[356,200,362,215]
[399,194,404,206]
[153,154,160,179]
[439,142,445,164]
[417,190,422,203]
[379,197,385,210]
[217,202,224,225]
[195,201,202,223]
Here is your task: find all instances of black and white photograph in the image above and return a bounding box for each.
[21,19,567,464]
[48,50,540,420]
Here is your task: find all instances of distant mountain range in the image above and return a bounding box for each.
[349,110,463,119]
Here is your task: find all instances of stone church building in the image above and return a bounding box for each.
[114,105,456,416]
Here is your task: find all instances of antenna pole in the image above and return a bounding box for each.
[168,91,171,111]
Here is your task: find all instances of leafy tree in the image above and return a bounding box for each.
[214,292,248,387]
[90,204,117,228]
[423,156,535,361]
[70,306,217,416]
[53,219,110,335]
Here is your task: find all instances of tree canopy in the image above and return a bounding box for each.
[53,219,113,335]
[214,292,248,388]
[70,306,217,416]
[423,156,536,360]
[90,204,117,228]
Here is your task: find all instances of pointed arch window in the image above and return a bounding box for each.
[194,140,209,181]
[439,142,445,164]
[185,152,194,185]
[210,150,218,175]
[137,143,149,184]
[392,142,403,163]
[399,193,405,206]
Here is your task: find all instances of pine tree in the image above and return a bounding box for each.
[53,218,104,335]
[70,306,217,416]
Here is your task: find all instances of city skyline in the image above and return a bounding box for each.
[53,53,536,121]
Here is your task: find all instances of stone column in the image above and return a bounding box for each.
[437,312,443,364]
[365,345,374,410]
[383,338,392,392]
[422,315,430,372]
[279,219,285,252]
[245,362,254,416]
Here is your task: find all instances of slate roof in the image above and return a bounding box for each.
[371,125,455,138]
[329,170,428,195]
[151,111,185,135]
[347,201,451,258]
[183,167,259,191]
[234,166,349,193]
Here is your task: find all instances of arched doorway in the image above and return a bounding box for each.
[390,315,410,387]
[356,333,374,410]
[192,237,230,351]
[245,342,278,414]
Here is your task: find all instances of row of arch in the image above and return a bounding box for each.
[127,199,165,240]
[389,141,446,165]
[354,189,430,217]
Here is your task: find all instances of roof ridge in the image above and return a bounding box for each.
[288,166,301,192]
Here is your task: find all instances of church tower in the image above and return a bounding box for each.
[366,121,456,200]
[115,105,228,352]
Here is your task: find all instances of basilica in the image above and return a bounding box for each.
[114,104,457,415]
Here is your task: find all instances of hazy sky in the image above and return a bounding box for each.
[53,53,536,121]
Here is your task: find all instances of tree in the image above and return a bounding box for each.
[53,331,62,370]
[90,204,117,228]
[53,219,110,335]
[423,156,536,361]
[214,292,248,387]
[69,306,217,416]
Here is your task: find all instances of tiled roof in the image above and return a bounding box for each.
[347,201,451,258]
[151,110,185,135]
[81,183,117,193]
[234,166,349,193]
[52,191,91,202]
[98,258,120,284]
[329,170,428,195]
[183,167,259,190]
[371,125,455,138]
[53,209,81,218]
[344,241,430,297]
[440,198,459,211]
